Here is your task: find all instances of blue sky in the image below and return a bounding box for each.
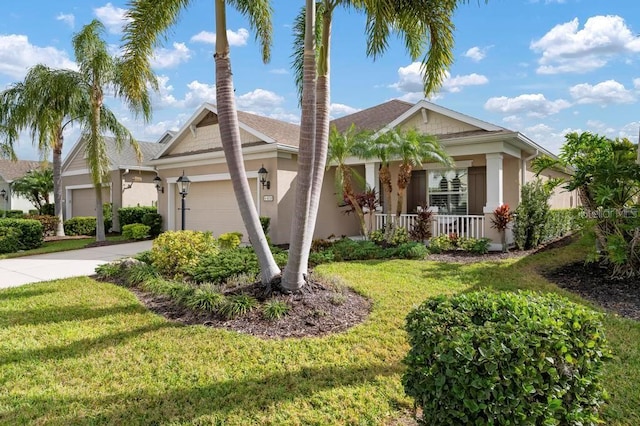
[1,0,639,161]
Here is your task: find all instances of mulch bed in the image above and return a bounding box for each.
[544,262,640,321]
[117,278,372,340]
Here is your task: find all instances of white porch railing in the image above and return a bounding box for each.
[374,213,486,239]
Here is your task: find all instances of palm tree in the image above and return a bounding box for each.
[121,0,281,286]
[10,166,53,213]
[0,65,89,236]
[73,20,152,242]
[391,128,451,219]
[285,0,461,290]
[327,124,369,237]
[360,130,395,233]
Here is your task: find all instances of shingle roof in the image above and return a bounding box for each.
[331,99,414,133]
[0,159,43,182]
[237,110,300,147]
[104,136,165,168]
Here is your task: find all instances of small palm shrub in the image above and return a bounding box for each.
[403,291,610,425]
[151,230,218,278]
[262,300,290,321]
[219,294,258,319]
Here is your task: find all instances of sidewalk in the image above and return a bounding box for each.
[0,240,153,289]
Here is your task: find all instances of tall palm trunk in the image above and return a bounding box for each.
[379,163,393,231]
[396,162,413,219]
[215,0,280,285]
[52,129,65,236]
[92,88,107,242]
[342,166,367,237]
[282,0,317,291]
[302,5,332,274]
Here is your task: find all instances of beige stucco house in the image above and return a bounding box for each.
[61,135,166,231]
[0,158,45,213]
[148,99,575,250]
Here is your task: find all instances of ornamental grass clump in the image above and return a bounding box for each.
[403,290,610,425]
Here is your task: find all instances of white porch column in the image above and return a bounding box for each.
[365,162,377,192]
[484,153,504,213]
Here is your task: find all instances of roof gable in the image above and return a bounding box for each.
[331,99,413,133]
[0,159,43,182]
[154,103,300,160]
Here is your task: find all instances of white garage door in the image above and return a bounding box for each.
[176,179,257,239]
[71,187,110,217]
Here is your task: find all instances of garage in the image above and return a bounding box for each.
[70,187,110,217]
[176,179,258,239]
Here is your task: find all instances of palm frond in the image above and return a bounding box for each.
[229,0,273,63]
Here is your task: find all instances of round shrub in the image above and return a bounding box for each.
[0,226,22,254]
[151,230,218,278]
[122,223,150,240]
[64,216,97,236]
[403,291,610,425]
[0,218,43,249]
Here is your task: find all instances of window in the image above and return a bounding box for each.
[428,169,467,215]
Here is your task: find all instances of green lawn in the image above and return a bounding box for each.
[0,235,129,259]
[0,237,638,425]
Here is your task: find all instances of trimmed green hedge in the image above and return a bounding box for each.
[122,223,150,240]
[24,214,59,237]
[0,226,22,253]
[118,206,157,227]
[0,218,43,250]
[403,291,610,425]
[64,217,96,236]
[544,208,583,242]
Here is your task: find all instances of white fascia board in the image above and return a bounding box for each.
[117,165,157,172]
[381,100,503,135]
[62,168,90,177]
[149,144,284,171]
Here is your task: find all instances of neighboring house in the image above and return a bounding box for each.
[61,135,167,231]
[149,100,575,249]
[0,158,45,213]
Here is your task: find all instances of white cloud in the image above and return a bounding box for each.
[236,88,284,113]
[464,46,489,62]
[441,73,489,93]
[522,123,576,154]
[0,34,76,79]
[190,28,249,47]
[569,80,636,105]
[531,15,640,74]
[484,93,571,117]
[94,2,131,34]
[56,13,75,29]
[330,103,360,118]
[390,62,488,98]
[182,80,217,108]
[633,78,640,90]
[151,42,191,69]
[150,75,180,109]
[269,68,288,75]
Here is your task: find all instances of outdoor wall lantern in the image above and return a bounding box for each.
[258,165,270,190]
[0,189,6,201]
[153,175,164,193]
[176,171,191,230]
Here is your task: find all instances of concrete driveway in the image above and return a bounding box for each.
[0,240,153,289]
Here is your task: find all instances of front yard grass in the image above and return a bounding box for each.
[0,235,129,259]
[0,236,638,425]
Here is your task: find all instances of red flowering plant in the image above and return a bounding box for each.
[491,204,514,252]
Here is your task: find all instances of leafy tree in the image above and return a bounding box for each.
[390,128,451,220]
[0,21,152,240]
[534,131,640,276]
[121,0,281,285]
[327,124,369,236]
[10,166,53,214]
[286,0,465,291]
[72,20,152,242]
[1,65,88,236]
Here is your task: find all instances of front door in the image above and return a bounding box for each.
[407,170,426,213]
[467,166,486,215]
